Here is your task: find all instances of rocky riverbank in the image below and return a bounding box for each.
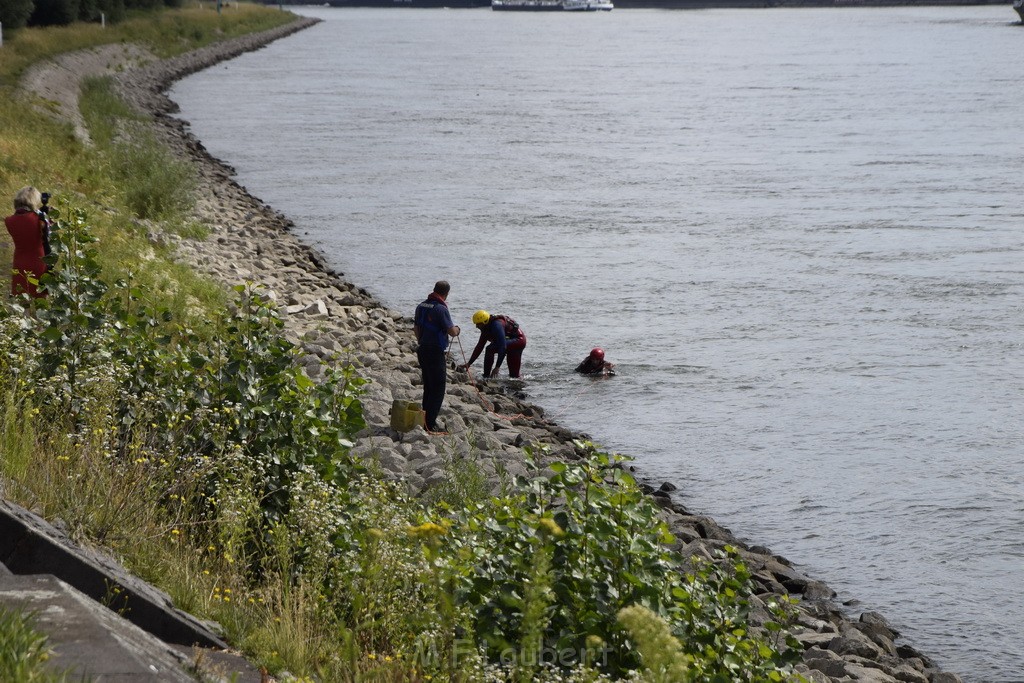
[19,16,967,683]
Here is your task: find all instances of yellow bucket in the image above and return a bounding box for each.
[390,400,424,432]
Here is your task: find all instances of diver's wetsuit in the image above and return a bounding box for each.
[468,315,527,378]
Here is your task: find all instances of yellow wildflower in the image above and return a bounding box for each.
[407,522,446,540]
[538,517,565,538]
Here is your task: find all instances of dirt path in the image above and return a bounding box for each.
[21,43,154,143]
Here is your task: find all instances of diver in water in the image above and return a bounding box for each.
[575,347,615,376]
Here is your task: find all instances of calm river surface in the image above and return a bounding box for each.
[172,6,1023,680]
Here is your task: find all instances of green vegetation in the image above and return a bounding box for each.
[2,0,261,35]
[82,76,197,223]
[0,7,808,681]
[0,2,294,85]
[0,608,69,682]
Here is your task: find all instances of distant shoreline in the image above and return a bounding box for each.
[264,0,1008,8]
[615,0,1008,8]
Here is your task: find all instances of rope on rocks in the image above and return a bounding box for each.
[452,335,531,422]
[450,335,597,424]
[548,377,598,421]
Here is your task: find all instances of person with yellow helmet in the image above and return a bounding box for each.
[458,309,527,379]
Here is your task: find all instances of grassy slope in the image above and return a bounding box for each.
[0,2,294,318]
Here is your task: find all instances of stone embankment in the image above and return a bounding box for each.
[4,16,967,683]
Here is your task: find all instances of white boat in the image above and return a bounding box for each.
[562,0,613,9]
[492,0,612,9]
[492,0,561,9]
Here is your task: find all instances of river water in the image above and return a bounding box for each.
[171,6,1023,680]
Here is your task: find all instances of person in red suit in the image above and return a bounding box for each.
[575,347,616,376]
[4,186,51,298]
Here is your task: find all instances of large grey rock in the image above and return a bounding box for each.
[373,451,408,475]
[794,665,834,683]
[928,673,965,683]
[892,664,930,683]
[861,611,900,637]
[852,618,898,656]
[795,631,838,649]
[804,647,848,678]
[800,579,837,601]
[846,663,899,683]
[828,626,884,660]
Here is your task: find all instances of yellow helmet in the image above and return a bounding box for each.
[472,310,490,325]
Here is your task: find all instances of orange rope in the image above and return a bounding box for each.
[453,335,532,422]
[548,378,598,420]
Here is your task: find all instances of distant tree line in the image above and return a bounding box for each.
[1,0,183,31]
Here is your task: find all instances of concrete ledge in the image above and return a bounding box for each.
[0,573,197,682]
[0,499,227,649]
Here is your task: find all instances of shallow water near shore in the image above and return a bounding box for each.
[171,7,1023,680]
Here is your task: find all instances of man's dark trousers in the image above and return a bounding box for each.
[417,345,447,431]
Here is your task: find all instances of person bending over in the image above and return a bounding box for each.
[459,309,527,379]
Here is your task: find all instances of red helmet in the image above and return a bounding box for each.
[589,347,605,361]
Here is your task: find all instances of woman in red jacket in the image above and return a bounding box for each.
[4,186,51,298]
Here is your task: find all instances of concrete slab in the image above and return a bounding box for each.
[0,498,227,649]
[170,644,270,683]
[0,573,197,682]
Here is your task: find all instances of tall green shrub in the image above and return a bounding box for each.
[98,0,126,23]
[116,130,196,221]
[76,0,125,23]
[451,450,683,674]
[0,0,35,30]
[441,447,805,680]
[29,0,79,26]
[2,203,367,548]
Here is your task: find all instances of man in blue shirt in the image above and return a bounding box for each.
[414,280,461,433]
